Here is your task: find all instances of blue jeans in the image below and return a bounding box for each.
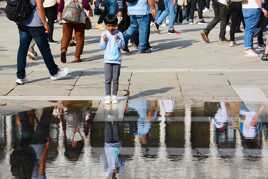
[156,0,176,30]
[106,0,117,16]
[124,15,150,52]
[17,25,58,79]
[242,8,261,49]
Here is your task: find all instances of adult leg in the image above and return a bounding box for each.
[74,24,85,62]
[243,8,261,49]
[137,15,150,52]
[189,0,197,22]
[257,13,265,46]
[17,26,32,79]
[203,0,220,34]
[61,23,73,53]
[30,27,59,76]
[45,5,57,41]
[156,0,170,25]
[197,0,205,20]
[105,63,113,96]
[123,15,139,48]
[218,3,229,40]
[167,0,176,30]
[230,2,242,42]
[112,64,121,96]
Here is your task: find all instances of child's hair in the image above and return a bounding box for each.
[104,15,118,25]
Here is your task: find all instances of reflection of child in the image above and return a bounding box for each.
[100,15,125,104]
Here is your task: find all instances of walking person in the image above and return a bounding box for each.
[189,0,206,24]
[229,0,243,46]
[242,0,263,56]
[59,0,92,63]
[200,0,229,43]
[44,0,58,42]
[123,0,157,53]
[100,15,125,104]
[154,0,177,33]
[15,0,69,85]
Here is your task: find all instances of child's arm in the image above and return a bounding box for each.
[100,32,108,49]
[116,32,125,49]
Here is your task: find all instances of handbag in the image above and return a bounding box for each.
[62,0,83,24]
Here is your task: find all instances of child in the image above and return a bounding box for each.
[100,15,125,104]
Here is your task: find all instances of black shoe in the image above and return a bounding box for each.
[219,37,230,42]
[49,39,58,43]
[123,47,130,53]
[69,40,76,47]
[261,53,268,61]
[139,48,151,53]
[154,23,159,30]
[168,29,176,34]
[61,51,66,63]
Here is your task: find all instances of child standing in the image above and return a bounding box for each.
[100,15,125,104]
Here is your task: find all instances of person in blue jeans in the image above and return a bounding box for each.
[154,0,177,33]
[242,0,263,57]
[123,0,157,53]
[16,0,69,85]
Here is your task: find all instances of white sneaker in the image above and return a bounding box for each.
[104,96,111,104]
[50,68,69,80]
[16,78,27,85]
[229,41,236,47]
[203,7,209,13]
[111,95,118,104]
[245,49,258,57]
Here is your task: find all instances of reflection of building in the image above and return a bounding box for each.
[0,116,6,162]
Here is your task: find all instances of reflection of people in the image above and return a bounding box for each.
[63,108,85,161]
[104,107,124,179]
[127,100,158,147]
[10,109,52,179]
[239,103,264,155]
[0,117,6,162]
[239,103,263,139]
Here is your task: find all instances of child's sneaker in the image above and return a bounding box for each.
[104,96,111,104]
[111,95,118,104]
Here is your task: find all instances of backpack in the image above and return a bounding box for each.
[5,0,34,23]
[10,146,37,179]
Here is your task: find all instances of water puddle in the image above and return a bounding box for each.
[0,100,268,178]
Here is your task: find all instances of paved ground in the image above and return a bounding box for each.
[1,6,268,105]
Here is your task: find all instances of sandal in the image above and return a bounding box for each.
[261,53,268,61]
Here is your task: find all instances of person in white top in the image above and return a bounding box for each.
[242,0,266,57]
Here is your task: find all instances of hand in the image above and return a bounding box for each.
[263,9,268,17]
[103,35,108,42]
[44,22,50,33]
[117,11,123,20]
[173,0,176,5]
[151,8,157,17]
[88,8,93,17]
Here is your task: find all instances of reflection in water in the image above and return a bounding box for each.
[0,116,6,163]
[0,100,268,178]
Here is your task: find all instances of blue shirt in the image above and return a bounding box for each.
[23,0,43,27]
[127,0,150,15]
[100,30,125,64]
